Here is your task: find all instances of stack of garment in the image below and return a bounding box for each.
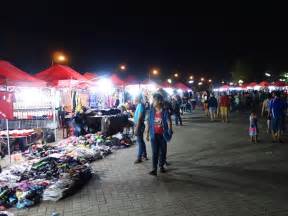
[0,132,133,210]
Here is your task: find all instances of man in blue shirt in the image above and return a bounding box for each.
[134,95,148,163]
[269,92,286,142]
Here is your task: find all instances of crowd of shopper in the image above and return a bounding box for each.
[198,90,288,143]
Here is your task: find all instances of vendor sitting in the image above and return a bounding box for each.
[72,106,88,137]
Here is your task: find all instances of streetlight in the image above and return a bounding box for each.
[167,78,172,84]
[189,75,193,80]
[201,77,205,81]
[148,68,159,82]
[188,80,194,84]
[265,72,271,77]
[174,73,179,78]
[238,79,244,84]
[52,52,67,65]
[120,65,126,71]
[208,79,212,83]
[198,82,203,86]
[152,69,159,75]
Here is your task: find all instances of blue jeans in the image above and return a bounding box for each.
[175,113,182,125]
[161,140,167,164]
[151,134,166,170]
[136,128,147,160]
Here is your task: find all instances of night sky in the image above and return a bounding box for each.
[1,7,288,82]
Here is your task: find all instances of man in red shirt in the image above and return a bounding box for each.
[219,93,230,123]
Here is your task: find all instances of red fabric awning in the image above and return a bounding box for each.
[221,85,230,89]
[272,81,287,87]
[35,64,87,87]
[110,74,125,86]
[124,75,138,85]
[258,81,270,87]
[241,83,249,88]
[161,81,172,88]
[83,72,97,80]
[174,82,190,91]
[0,60,46,87]
[248,82,257,87]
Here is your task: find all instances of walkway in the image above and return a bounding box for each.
[14,111,288,216]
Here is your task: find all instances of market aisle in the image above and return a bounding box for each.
[14,111,288,216]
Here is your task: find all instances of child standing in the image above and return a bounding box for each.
[249,111,258,143]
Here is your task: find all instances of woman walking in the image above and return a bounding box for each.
[146,94,173,176]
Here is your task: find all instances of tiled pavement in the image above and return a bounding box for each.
[11,111,288,215]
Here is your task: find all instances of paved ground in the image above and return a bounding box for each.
[12,110,288,216]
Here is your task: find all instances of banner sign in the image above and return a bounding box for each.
[0,92,14,120]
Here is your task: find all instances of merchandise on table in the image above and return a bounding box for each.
[0,130,35,137]
[0,132,133,210]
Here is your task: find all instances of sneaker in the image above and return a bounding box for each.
[143,156,149,161]
[149,170,157,176]
[134,159,142,164]
[165,161,171,166]
[160,167,166,173]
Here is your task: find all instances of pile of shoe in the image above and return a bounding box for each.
[0,132,133,210]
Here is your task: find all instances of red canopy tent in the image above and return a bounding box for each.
[83,72,97,80]
[124,75,138,85]
[241,83,249,89]
[272,81,287,87]
[35,64,87,87]
[0,60,46,87]
[221,85,230,88]
[161,81,172,88]
[110,74,125,86]
[174,82,190,91]
[258,81,270,87]
[248,82,257,87]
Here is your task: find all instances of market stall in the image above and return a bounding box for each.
[35,64,89,113]
[124,79,159,103]
[0,61,51,156]
[89,76,121,109]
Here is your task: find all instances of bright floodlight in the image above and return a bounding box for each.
[198,82,203,86]
[120,65,126,70]
[238,79,244,84]
[152,69,159,75]
[167,79,172,84]
[96,78,114,94]
[265,72,271,77]
[188,80,194,84]
[126,85,140,98]
[164,88,174,95]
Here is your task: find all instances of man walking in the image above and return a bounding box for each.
[219,93,230,123]
[172,97,183,126]
[270,92,286,142]
[134,95,147,163]
[208,94,218,121]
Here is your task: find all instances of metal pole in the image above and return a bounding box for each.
[6,119,11,164]
[148,72,150,83]
[52,88,57,142]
